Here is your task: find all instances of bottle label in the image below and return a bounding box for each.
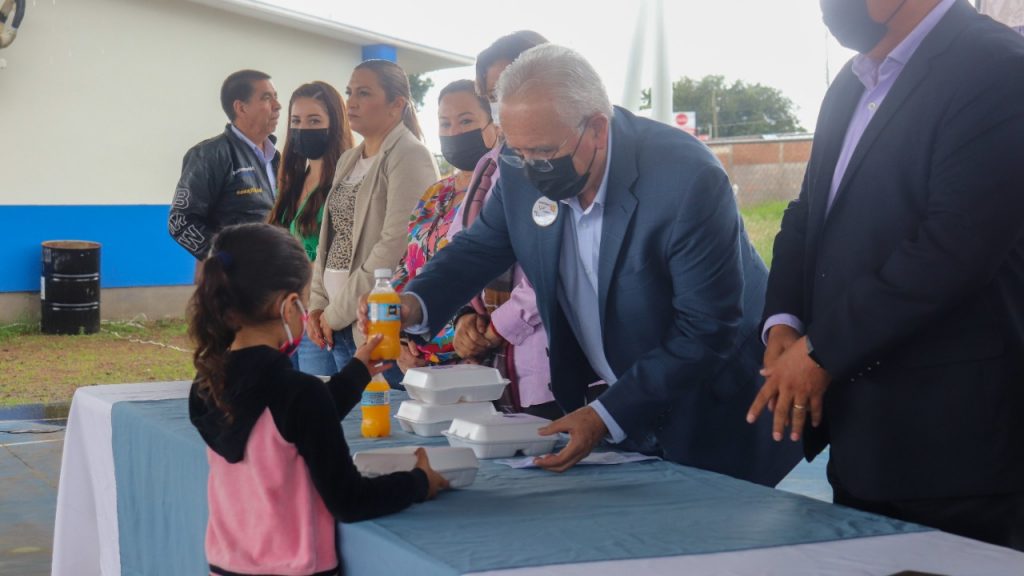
[361,389,390,407]
[369,303,400,323]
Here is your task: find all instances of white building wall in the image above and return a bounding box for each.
[0,0,364,206]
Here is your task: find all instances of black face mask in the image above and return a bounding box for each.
[440,127,492,171]
[290,128,330,160]
[820,0,907,54]
[525,127,597,202]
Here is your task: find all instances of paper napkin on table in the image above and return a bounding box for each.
[494,451,660,469]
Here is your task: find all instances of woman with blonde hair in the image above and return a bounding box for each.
[307,60,438,373]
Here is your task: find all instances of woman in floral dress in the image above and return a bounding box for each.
[392,79,498,367]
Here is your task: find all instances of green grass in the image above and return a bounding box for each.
[0,202,788,407]
[740,200,788,268]
[0,318,194,406]
[0,321,36,344]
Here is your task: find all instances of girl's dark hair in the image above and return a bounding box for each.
[269,81,354,238]
[475,31,548,98]
[187,223,311,421]
[438,79,492,122]
[354,59,424,140]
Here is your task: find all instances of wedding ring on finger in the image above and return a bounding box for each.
[792,404,806,411]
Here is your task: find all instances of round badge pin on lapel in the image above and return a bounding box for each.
[532,197,558,227]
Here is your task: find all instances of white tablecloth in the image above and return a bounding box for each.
[469,531,1024,575]
[51,381,1024,576]
[51,381,191,576]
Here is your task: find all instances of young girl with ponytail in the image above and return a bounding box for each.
[188,222,447,576]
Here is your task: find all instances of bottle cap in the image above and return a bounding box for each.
[374,268,392,279]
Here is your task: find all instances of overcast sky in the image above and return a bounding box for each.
[274,0,859,151]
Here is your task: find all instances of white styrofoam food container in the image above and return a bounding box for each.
[352,446,480,488]
[443,413,556,459]
[395,399,498,437]
[401,365,510,405]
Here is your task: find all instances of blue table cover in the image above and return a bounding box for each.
[112,394,929,576]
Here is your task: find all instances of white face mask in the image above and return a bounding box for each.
[489,102,501,127]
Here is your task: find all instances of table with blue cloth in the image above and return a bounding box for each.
[52,382,1024,576]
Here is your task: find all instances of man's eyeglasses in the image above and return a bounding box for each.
[500,117,590,173]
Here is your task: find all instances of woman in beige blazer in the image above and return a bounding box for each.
[307,59,439,372]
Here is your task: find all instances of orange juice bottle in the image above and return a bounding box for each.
[367,268,402,361]
[361,375,391,438]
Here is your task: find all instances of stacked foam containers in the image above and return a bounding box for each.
[398,365,557,459]
[396,365,506,436]
[353,364,501,489]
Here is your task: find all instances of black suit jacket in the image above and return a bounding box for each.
[765,0,1024,501]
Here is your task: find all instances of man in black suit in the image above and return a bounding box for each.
[748,0,1024,549]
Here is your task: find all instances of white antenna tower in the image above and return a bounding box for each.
[621,0,673,125]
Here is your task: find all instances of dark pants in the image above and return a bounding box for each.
[832,472,1024,551]
[523,400,564,420]
[381,363,405,390]
[508,384,609,421]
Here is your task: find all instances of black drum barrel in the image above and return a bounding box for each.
[40,240,101,335]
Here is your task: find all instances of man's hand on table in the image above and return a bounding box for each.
[534,406,607,473]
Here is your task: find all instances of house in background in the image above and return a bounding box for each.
[0,0,471,322]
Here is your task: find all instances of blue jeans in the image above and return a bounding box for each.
[382,363,406,390]
[328,326,358,372]
[294,333,338,377]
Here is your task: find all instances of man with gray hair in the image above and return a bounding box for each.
[388,45,801,483]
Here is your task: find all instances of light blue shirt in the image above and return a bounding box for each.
[230,124,277,196]
[404,292,432,335]
[554,130,628,443]
[763,0,956,344]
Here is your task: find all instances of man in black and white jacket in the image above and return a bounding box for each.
[169,69,281,260]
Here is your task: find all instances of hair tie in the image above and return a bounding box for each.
[214,251,234,270]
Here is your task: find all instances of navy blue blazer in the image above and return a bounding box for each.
[765,1,1024,501]
[407,107,801,486]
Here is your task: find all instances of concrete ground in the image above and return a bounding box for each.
[0,404,67,576]
[0,401,829,576]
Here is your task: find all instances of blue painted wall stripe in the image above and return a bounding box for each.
[1,205,196,292]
